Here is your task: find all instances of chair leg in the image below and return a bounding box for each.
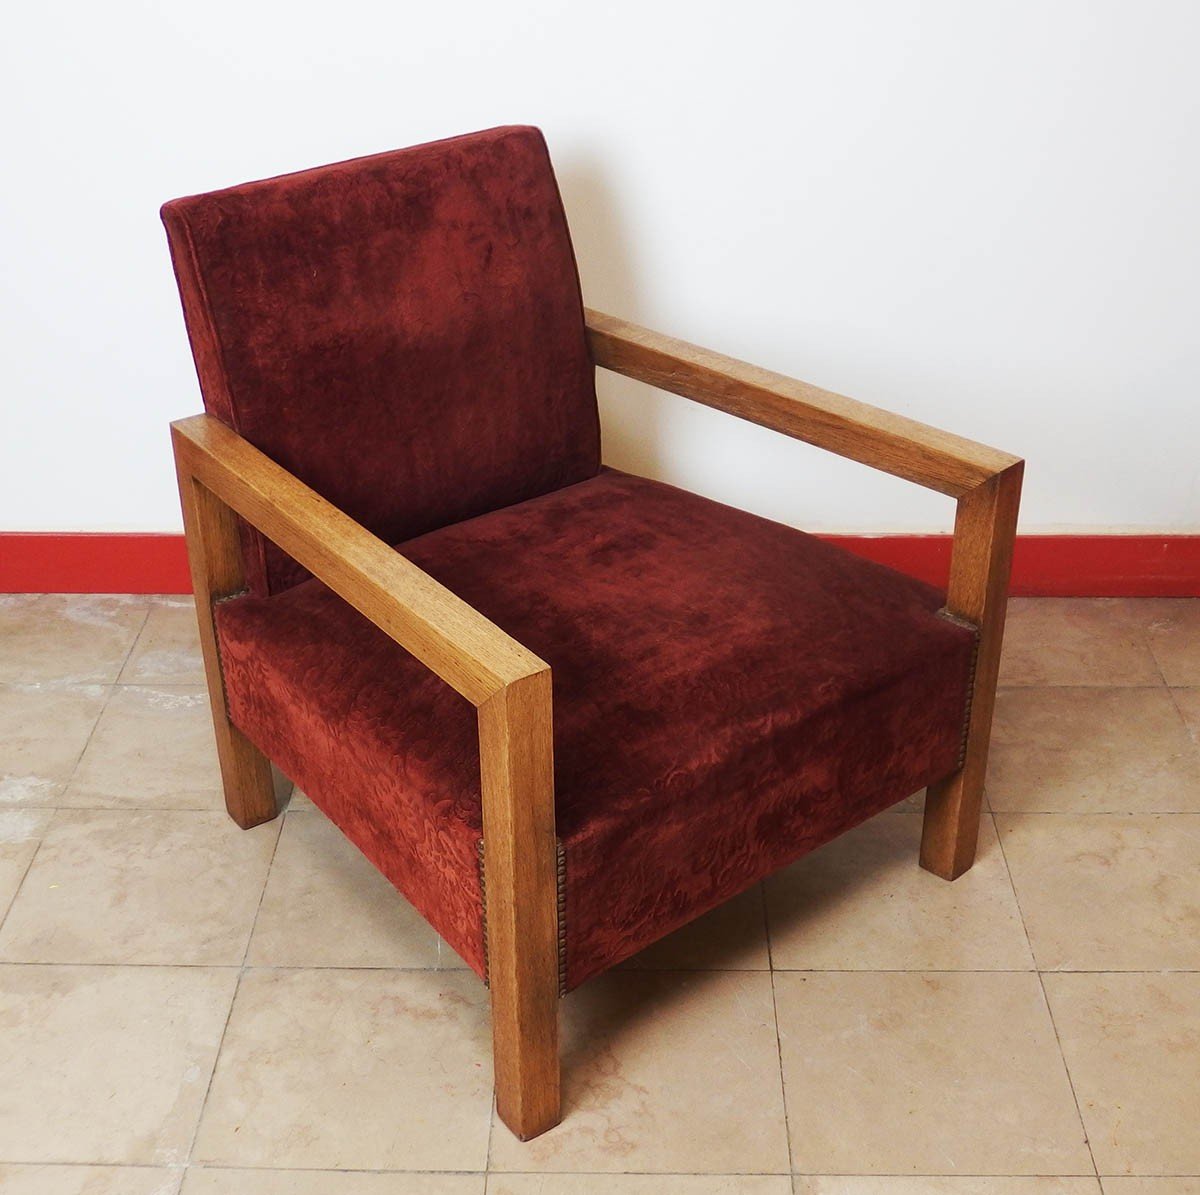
[489,938,561,1140]
[175,460,277,830]
[920,463,1022,880]
[478,670,561,1139]
[921,768,986,880]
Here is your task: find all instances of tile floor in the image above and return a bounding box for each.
[0,593,1197,1194]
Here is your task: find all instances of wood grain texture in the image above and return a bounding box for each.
[173,450,277,829]
[921,461,1025,879]
[171,415,546,707]
[478,668,561,1139]
[585,309,1020,498]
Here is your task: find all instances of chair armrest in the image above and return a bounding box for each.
[584,307,1024,880]
[173,413,560,1126]
[170,413,547,707]
[585,308,1020,498]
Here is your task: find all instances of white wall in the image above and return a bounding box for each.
[3,0,1197,536]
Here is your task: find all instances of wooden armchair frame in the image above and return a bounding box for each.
[173,309,1022,1143]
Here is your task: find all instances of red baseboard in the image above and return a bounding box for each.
[1,533,193,595]
[821,535,1200,597]
[1,531,1197,597]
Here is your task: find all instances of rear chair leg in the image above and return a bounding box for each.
[174,444,277,829]
[478,670,561,1139]
[920,463,1022,880]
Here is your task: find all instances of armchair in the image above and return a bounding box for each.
[163,126,1022,1142]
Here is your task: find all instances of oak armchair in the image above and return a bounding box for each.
[162,126,1022,1142]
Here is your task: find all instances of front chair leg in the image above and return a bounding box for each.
[174,444,278,829]
[921,462,1023,880]
[478,668,561,1139]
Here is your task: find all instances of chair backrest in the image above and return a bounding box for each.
[162,126,601,595]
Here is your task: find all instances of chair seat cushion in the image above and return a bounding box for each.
[215,469,976,988]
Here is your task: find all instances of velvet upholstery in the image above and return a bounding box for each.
[215,470,976,989]
[162,126,600,596]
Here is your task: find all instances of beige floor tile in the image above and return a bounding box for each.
[890,789,928,814]
[0,1164,183,1194]
[0,964,236,1164]
[1146,600,1200,687]
[620,884,770,971]
[765,810,1032,970]
[246,810,455,969]
[1102,1183,1200,1194]
[0,595,148,684]
[0,682,109,806]
[774,971,1092,1175]
[997,813,1200,970]
[0,809,52,920]
[0,810,279,965]
[794,1182,1102,1194]
[1044,972,1200,1177]
[488,971,789,1175]
[489,1177,791,1194]
[988,688,1200,813]
[63,685,224,810]
[0,806,51,921]
[283,785,315,809]
[120,599,204,685]
[192,968,492,1171]
[1000,598,1163,687]
[1172,688,1200,744]
[182,1170,483,1194]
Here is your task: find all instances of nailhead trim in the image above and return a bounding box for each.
[475,836,568,997]
[556,841,568,997]
[476,837,489,989]
[937,606,981,770]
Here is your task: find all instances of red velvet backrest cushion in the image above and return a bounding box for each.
[162,126,600,595]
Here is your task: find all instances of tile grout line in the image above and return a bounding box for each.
[761,881,797,1174]
[0,603,153,941]
[180,802,286,1173]
[0,957,1196,974]
[1145,621,1200,762]
[55,602,153,798]
[0,823,52,944]
[991,807,1102,1184]
[996,683,1173,691]
[1164,686,1200,767]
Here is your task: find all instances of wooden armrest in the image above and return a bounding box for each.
[173,411,561,1136]
[585,308,1020,498]
[170,413,547,707]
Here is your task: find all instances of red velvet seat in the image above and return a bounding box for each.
[215,466,975,989]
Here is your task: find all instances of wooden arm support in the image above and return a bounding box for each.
[171,414,546,706]
[585,309,1024,879]
[171,413,560,1139]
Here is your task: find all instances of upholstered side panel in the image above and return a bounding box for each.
[162,125,600,595]
[214,593,486,977]
[561,640,971,987]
